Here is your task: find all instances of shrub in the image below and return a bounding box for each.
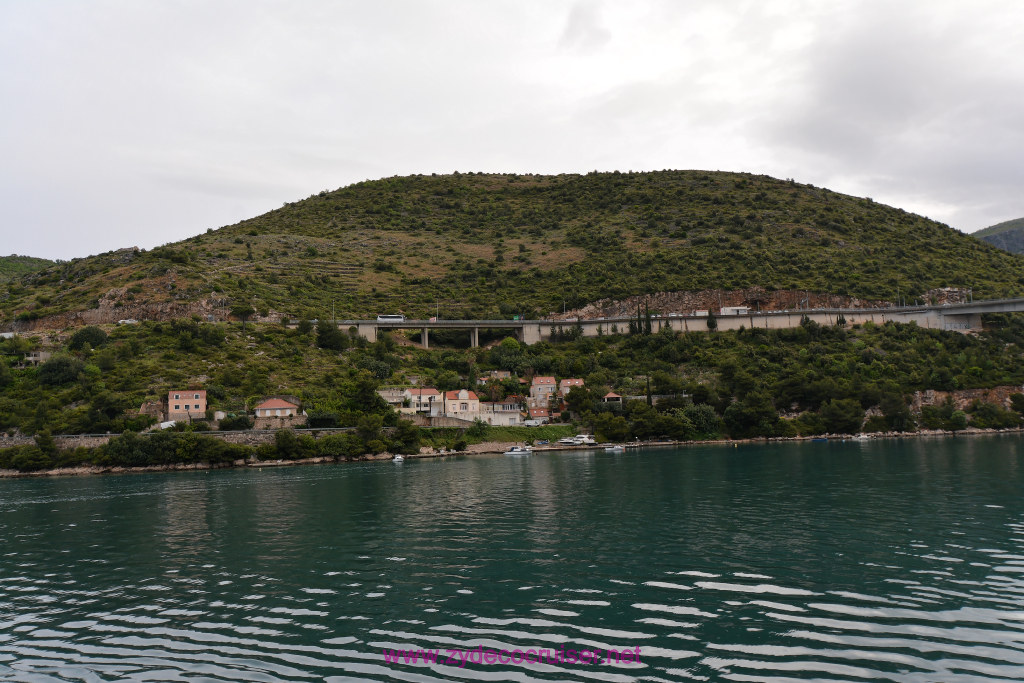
[68,326,108,350]
[306,411,340,428]
[218,415,253,431]
[38,355,84,386]
[819,398,865,434]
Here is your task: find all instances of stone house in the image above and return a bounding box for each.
[528,376,557,408]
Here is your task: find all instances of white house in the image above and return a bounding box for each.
[479,400,522,426]
[254,398,300,417]
[403,387,442,416]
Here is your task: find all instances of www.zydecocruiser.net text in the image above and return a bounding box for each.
[383,644,642,668]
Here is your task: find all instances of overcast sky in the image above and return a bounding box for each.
[3,0,1023,261]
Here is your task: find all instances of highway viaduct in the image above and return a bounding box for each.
[338,298,1024,348]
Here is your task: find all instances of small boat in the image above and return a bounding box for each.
[504,446,532,456]
[604,444,625,453]
[393,454,404,462]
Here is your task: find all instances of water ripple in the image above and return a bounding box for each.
[3,439,1024,681]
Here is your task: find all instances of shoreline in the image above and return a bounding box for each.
[2,427,1022,479]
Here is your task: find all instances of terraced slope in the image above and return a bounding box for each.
[4,171,1024,328]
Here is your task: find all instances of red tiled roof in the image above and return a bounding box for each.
[407,388,440,396]
[255,398,299,410]
[444,390,479,400]
[528,408,550,417]
[532,376,556,385]
[604,392,621,398]
[169,390,206,397]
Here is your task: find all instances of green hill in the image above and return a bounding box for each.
[4,171,1024,328]
[0,255,53,284]
[975,217,1024,254]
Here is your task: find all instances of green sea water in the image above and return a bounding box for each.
[3,435,1024,681]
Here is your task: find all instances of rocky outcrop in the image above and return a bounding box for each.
[550,288,887,320]
[911,385,1024,412]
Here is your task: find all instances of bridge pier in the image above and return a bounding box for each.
[520,324,543,345]
[422,327,429,349]
[470,327,479,347]
[356,323,377,344]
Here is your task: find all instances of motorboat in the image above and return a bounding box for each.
[557,437,578,445]
[504,445,532,456]
[393,454,404,462]
[604,444,625,453]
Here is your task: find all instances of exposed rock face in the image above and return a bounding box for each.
[920,287,971,305]
[551,288,886,320]
[912,385,1024,412]
[9,299,228,331]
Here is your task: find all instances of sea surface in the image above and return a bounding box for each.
[3,436,1024,681]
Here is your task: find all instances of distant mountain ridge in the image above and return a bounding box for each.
[975,217,1024,254]
[4,170,1024,329]
[0,255,54,284]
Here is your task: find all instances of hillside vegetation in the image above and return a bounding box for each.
[4,315,1024,465]
[4,171,1024,328]
[0,255,53,284]
[975,217,1024,254]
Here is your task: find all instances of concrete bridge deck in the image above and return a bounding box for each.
[336,298,1024,347]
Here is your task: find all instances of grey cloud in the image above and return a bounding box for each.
[559,1,612,51]
[2,1,1023,259]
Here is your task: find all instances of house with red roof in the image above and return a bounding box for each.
[527,407,551,424]
[528,376,557,408]
[166,390,206,422]
[443,389,480,418]
[403,387,442,416]
[558,378,584,396]
[254,397,300,418]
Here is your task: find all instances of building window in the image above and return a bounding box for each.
[461,403,468,410]
[194,394,200,399]
[174,394,180,399]
[174,405,180,410]
[194,404,200,410]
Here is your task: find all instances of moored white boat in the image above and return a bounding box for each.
[604,444,625,452]
[503,446,532,456]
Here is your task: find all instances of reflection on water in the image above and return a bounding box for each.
[2,435,1024,681]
